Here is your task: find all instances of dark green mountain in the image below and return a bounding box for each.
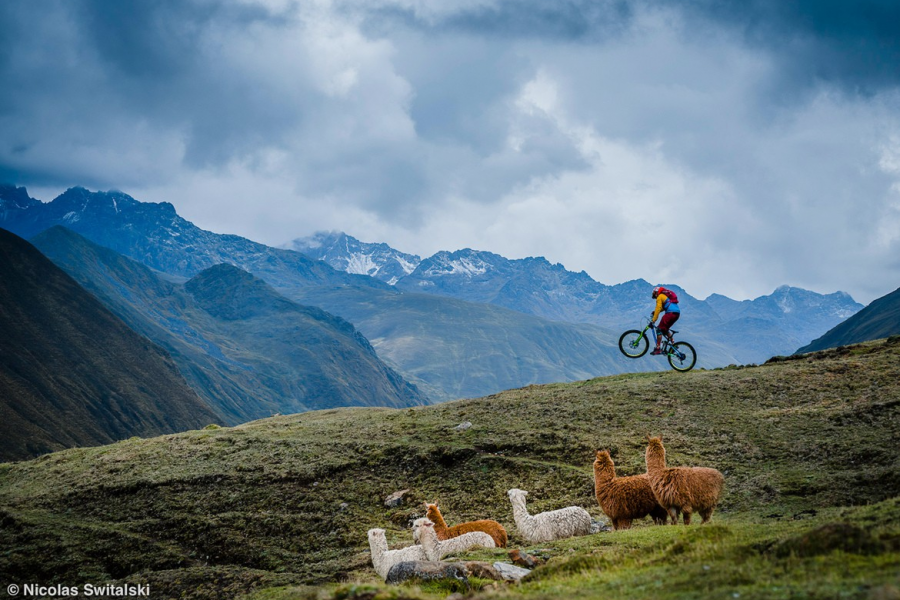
[795,285,900,354]
[31,227,425,422]
[0,228,219,462]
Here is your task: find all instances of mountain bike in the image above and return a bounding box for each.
[618,318,697,372]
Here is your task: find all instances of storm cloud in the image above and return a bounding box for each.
[1,0,899,303]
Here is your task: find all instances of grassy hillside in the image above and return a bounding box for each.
[1,338,899,599]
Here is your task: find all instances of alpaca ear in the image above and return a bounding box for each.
[644,434,651,442]
[659,434,664,442]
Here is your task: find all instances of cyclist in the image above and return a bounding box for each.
[649,286,680,355]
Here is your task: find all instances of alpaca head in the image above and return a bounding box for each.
[424,503,440,519]
[645,436,666,463]
[507,488,528,502]
[367,528,388,551]
[411,517,432,543]
[594,449,613,467]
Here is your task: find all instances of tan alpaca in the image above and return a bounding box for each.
[644,436,724,525]
[593,449,668,529]
[424,502,508,548]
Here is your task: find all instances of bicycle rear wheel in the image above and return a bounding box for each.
[618,330,649,358]
[667,341,697,372]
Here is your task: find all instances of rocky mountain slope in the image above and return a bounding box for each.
[1,337,898,599]
[0,185,384,290]
[31,227,426,422]
[286,231,421,285]
[796,285,900,354]
[0,228,219,462]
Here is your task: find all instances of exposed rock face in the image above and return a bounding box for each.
[385,561,469,585]
[384,489,411,508]
[492,561,532,581]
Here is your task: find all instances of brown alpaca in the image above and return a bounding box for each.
[644,436,724,525]
[424,503,508,548]
[593,450,668,529]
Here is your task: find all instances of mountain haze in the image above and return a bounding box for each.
[31,227,426,422]
[0,228,218,461]
[291,284,665,401]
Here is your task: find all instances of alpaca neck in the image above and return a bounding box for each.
[368,532,388,570]
[419,526,437,553]
[510,496,535,529]
[594,461,616,488]
[427,507,448,530]
[645,447,667,474]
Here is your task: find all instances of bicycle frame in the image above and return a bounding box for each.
[646,320,680,357]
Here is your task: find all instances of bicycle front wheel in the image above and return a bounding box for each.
[667,341,697,372]
[619,330,649,358]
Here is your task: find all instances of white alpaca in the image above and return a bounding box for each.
[414,519,496,560]
[506,488,592,543]
[367,528,427,580]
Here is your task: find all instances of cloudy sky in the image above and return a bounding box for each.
[3,0,900,303]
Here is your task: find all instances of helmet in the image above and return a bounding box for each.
[652,286,662,298]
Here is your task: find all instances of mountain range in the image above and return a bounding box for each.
[0,228,219,461]
[291,231,863,362]
[29,226,426,423]
[0,185,867,405]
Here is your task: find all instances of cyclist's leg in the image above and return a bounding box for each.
[664,312,679,342]
[658,313,678,346]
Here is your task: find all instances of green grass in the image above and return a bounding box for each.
[2,338,900,599]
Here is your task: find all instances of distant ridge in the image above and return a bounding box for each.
[290,231,864,364]
[0,228,219,461]
[796,285,900,354]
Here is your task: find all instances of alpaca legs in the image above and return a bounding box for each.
[682,507,693,525]
[651,507,668,525]
[699,507,714,524]
[615,519,632,530]
[667,507,679,524]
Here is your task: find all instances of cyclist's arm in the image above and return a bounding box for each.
[650,294,666,322]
